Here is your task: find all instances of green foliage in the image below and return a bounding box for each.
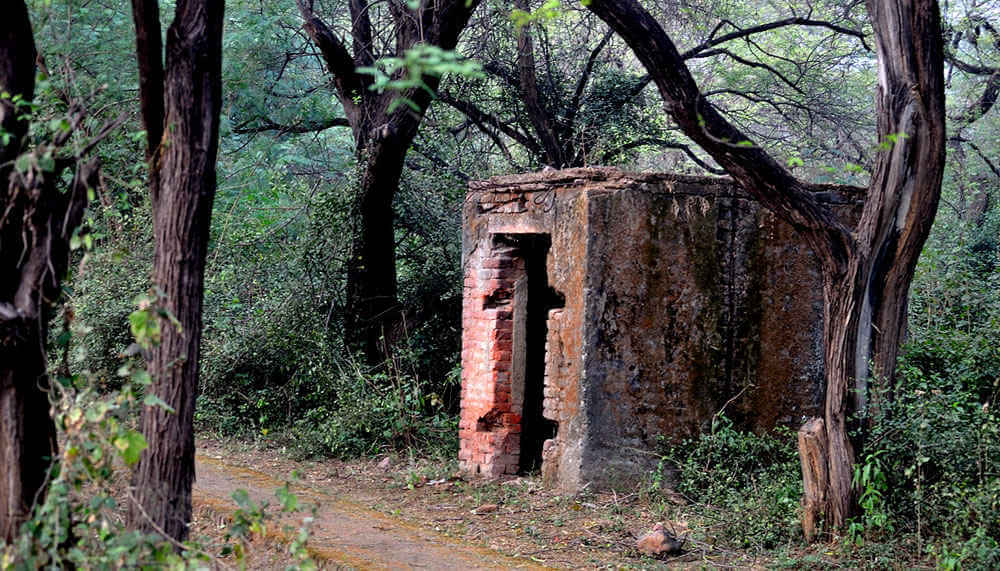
[847,450,892,546]
[226,480,318,570]
[510,0,562,28]
[659,417,802,551]
[358,45,483,112]
[285,354,459,459]
[860,363,999,566]
[5,307,317,569]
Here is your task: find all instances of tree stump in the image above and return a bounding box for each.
[798,417,828,541]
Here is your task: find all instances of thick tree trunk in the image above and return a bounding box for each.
[128,0,224,542]
[586,0,946,535]
[799,0,947,534]
[0,2,85,542]
[0,335,56,542]
[1,160,93,539]
[862,0,947,418]
[345,146,406,363]
[296,0,480,366]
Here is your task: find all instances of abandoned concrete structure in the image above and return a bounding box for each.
[458,168,860,490]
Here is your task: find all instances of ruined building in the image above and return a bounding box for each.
[458,168,861,489]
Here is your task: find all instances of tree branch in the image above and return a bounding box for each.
[690,48,806,94]
[410,141,470,181]
[682,17,871,59]
[295,0,364,121]
[601,137,727,174]
[438,91,541,153]
[349,0,375,67]
[586,0,849,263]
[564,28,615,139]
[130,0,165,161]
[514,0,564,166]
[232,116,350,135]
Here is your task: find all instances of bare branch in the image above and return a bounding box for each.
[232,116,350,135]
[295,0,364,120]
[601,137,727,174]
[690,48,805,94]
[564,28,615,137]
[438,91,541,153]
[682,17,871,59]
[585,0,850,264]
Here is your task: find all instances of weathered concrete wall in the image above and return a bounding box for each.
[460,168,861,489]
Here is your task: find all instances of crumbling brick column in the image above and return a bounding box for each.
[459,240,525,477]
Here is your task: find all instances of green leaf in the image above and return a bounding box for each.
[38,154,55,172]
[14,154,31,173]
[143,393,176,413]
[114,430,147,466]
[276,484,298,512]
[232,488,252,509]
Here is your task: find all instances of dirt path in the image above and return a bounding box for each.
[194,454,546,570]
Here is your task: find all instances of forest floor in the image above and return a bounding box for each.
[190,438,833,569]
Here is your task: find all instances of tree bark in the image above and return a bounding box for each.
[798,417,828,541]
[586,0,946,533]
[347,143,407,363]
[127,0,224,542]
[0,2,95,542]
[514,0,565,167]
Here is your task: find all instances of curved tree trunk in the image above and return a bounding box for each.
[585,0,946,535]
[127,0,224,542]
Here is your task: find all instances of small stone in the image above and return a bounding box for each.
[471,503,498,515]
[377,456,392,470]
[636,523,684,557]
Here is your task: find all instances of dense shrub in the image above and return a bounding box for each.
[851,208,1000,567]
[284,356,459,459]
[856,348,1000,567]
[0,371,316,569]
[661,417,803,551]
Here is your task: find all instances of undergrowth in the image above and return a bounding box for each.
[656,417,803,552]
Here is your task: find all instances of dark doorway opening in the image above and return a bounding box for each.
[494,234,563,474]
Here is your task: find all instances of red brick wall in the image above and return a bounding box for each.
[459,241,526,477]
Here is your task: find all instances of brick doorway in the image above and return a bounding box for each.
[504,234,562,473]
[460,233,563,476]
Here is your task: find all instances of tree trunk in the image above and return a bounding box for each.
[296,0,481,366]
[345,145,406,363]
[514,0,565,167]
[798,417,828,541]
[862,0,948,421]
[128,0,224,543]
[585,0,946,535]
[0,2,95,542]
[0,335,56,542]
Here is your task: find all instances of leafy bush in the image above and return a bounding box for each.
[4,339,316,569]
[879,201,1000,567]
[285,355,459,459]
[861,361,999,566]
[660,417,802,551]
